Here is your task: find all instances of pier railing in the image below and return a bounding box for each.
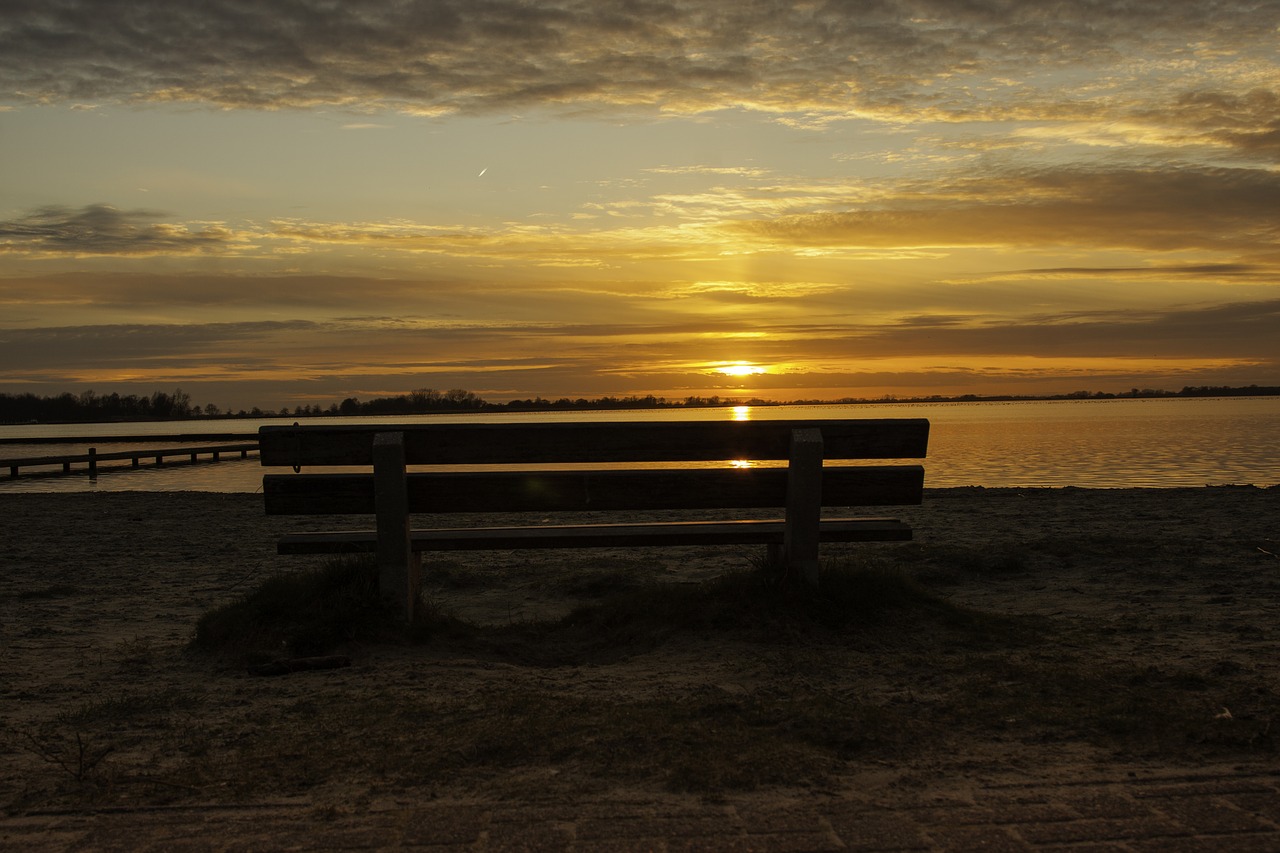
[2,440,259,479]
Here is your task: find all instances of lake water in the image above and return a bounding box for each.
[1,396,1277,493]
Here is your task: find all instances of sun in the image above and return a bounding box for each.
[715,362,766,377]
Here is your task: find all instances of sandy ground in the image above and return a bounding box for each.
[2,487,1278,820]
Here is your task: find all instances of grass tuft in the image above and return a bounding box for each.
[190,556,461,662]
[189,553,1019,668]
[472,555,1029,665]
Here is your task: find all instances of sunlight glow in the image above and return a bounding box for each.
[715,362,766,377]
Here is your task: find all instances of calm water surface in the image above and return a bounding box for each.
[1,397,1277,493]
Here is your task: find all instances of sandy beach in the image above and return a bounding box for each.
[2,486,1278,843]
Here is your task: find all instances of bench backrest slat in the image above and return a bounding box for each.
[263,464,925,515]
[259,419,929,466]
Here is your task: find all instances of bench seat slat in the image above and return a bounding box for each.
[260,419,930,466]
[263,465,925,515]
[277,517,912,554]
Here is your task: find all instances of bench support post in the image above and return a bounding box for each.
[373,432,420,623]
[783,428,823,586]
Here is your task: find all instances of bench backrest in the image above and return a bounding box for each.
[260,418,929,516]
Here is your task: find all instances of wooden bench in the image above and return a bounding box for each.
[259,418,929,621]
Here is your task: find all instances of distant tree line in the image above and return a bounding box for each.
[1164,385,1280,398]
[1046,385,1280,400]
[0,389,201,423]
[3,384,1278,424]
[308,392,760,415]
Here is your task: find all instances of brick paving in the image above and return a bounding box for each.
[2,766,1278,851]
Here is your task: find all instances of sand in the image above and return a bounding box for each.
[2,487,1278,820]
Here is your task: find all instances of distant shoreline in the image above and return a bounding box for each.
[4,386,1279,430]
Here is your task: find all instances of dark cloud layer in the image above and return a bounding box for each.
[3,1,1276,151]
[3,298,1274,377]
[0,204,238,256]
[855,299,1280,361]
[737,166,1280,253]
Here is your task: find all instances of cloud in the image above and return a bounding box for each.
[0,320,317,374]
[3,1,1275,147]
[730,166,1280,254]
[967,263,1276,285]
[3,297,1274,394]
[645,165,772,178]
[855,299,1280,362]
[0,204,246,257]
[0,272,485,315]
[1150,89,1280,158]
[6,159,1278,276]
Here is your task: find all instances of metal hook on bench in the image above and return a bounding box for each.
[290,422,301,473]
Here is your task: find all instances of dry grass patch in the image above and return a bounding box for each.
[10,545,1275,812]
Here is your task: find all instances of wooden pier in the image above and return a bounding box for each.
[3,442,259,479]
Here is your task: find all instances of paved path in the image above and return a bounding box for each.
[3,766,1278,851]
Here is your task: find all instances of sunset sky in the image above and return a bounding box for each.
[2,0,1278,411]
